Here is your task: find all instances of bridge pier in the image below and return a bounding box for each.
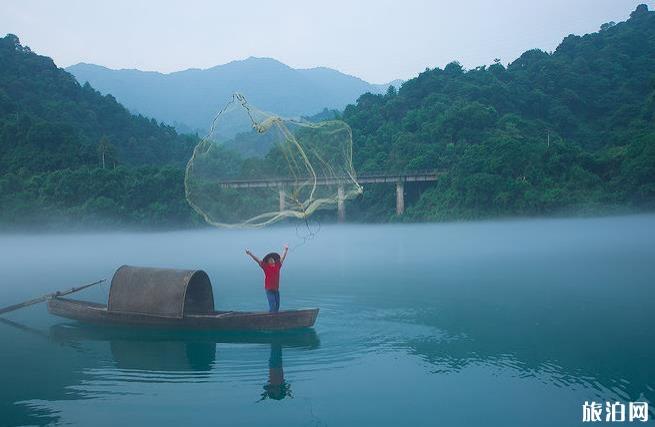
[279,188,286,212]
[396,181,405,216]
[337,185,345,222]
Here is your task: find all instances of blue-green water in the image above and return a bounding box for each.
[0,215,653,426]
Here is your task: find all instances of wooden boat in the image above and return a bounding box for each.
[47,265,319,331]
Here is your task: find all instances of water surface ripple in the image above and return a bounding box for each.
[0,216,653,426]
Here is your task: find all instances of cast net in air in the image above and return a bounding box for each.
[184,93,363,228]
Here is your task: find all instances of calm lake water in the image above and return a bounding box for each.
[0,215,653,426]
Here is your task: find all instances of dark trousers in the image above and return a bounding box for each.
[266,290,280,313]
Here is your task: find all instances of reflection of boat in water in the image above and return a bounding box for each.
[2,315,314,425]
[48,266,319,331]
[50,323,317,400]
[49,323,320,374]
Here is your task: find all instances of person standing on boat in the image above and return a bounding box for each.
[245,244,288,313]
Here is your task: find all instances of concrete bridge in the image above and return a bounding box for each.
[217,170,440,221]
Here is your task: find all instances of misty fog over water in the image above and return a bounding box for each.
[0,215,653,426]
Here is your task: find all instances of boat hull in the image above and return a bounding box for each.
[48,297,319,331]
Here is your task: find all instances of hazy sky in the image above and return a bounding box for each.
[1,0,653,83]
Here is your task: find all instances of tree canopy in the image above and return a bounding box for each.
[0,34,198,228]
[339,4,655,220]
[1,4,654,228]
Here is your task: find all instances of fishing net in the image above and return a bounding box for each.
[184,93,362,228]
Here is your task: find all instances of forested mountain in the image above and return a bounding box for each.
[0,34,196,173]
[340,4,655,220]
[67,59,400,134]
[0,34,197,227]
[1,4,654,228]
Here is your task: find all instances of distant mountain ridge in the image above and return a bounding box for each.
[67,58,402,134]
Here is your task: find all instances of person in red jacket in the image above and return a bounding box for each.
[245,244,288,312]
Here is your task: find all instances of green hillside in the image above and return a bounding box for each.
[1,4,654,228]
[341,4,655,220]
[0,34,198,227]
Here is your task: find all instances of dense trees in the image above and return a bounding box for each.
[0,34,197,173]
[339,4,655,221]
[0,34,199,228]
[1,5,654,228]
[0,166,192,227]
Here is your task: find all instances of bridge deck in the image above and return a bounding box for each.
[217,170,441,188]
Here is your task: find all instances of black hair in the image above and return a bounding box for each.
[263,252,281,263]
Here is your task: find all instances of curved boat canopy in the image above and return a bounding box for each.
[108,265,214,319]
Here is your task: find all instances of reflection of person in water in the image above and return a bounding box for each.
[259,343,292,401]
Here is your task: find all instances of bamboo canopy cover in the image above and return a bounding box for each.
[108,265,214,319]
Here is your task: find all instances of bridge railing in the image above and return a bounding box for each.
[357,169,440,178]
[215,169,441,186]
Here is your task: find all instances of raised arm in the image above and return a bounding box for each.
[245,249,261,265]
[280,244,289,265]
